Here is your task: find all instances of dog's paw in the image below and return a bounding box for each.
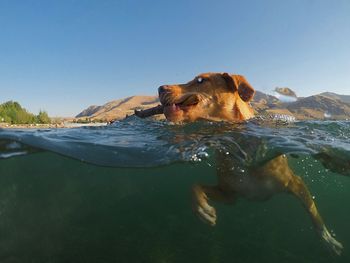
[194,200,217,226]
[192,186,217,226]
[321,227,343,256]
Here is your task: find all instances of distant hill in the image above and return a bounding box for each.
[76,105,103,118]
[76,96,160,121]
[285,95,350,119]
[76,90,350,121]
[251,91,280,112]
[253,91,279,104]
[319,92,350,104]
[252,89,350,120]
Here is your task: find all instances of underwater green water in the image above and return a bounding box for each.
[0,151,349,263]
[1,119,350,262]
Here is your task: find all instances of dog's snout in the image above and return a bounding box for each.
[158,85,171,94]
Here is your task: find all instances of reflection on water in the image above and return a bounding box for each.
[0,119,349,262]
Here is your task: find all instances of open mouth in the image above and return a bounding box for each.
[162,94,201,112]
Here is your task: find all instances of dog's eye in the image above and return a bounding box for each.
[197,77,204,84]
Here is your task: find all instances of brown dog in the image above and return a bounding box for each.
[156,72,343,255]
[158,73,255,122]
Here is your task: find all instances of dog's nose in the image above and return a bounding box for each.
[158,85,170,94]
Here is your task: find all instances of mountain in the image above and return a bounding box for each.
[251,91,281,112]
[76,96,160,121]
[76,90,350,121]
[319,92,350,104]
[285,95,350,119]
[76,105,103,118]
[252,91,280,104]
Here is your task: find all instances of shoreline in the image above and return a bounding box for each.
[0,122,108,129]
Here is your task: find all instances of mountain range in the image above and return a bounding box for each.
[76,89,350,121]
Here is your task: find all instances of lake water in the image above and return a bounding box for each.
[0,117,349,262]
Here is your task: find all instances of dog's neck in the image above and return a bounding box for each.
[232,99,255,120]
[213,94,255,121]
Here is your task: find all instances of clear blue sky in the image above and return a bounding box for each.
[0,0,349,117]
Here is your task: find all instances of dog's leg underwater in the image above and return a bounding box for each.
[192,184,235,226]
[287,174,343,255]
[261,155,343,255]
[314,151,350,176]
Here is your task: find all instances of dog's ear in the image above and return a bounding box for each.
[222,73,255,102]
[236,75,255,102]
[222,73,238,92]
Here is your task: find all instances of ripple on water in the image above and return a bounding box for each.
[0,118,349,171]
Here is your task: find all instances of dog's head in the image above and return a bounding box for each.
[158,73,255,122]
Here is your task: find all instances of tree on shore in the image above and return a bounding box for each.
[36,110,51,124]
[0,101,51,124]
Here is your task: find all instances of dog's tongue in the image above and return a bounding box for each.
[134,104,164,118]
[165,104,180,111]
